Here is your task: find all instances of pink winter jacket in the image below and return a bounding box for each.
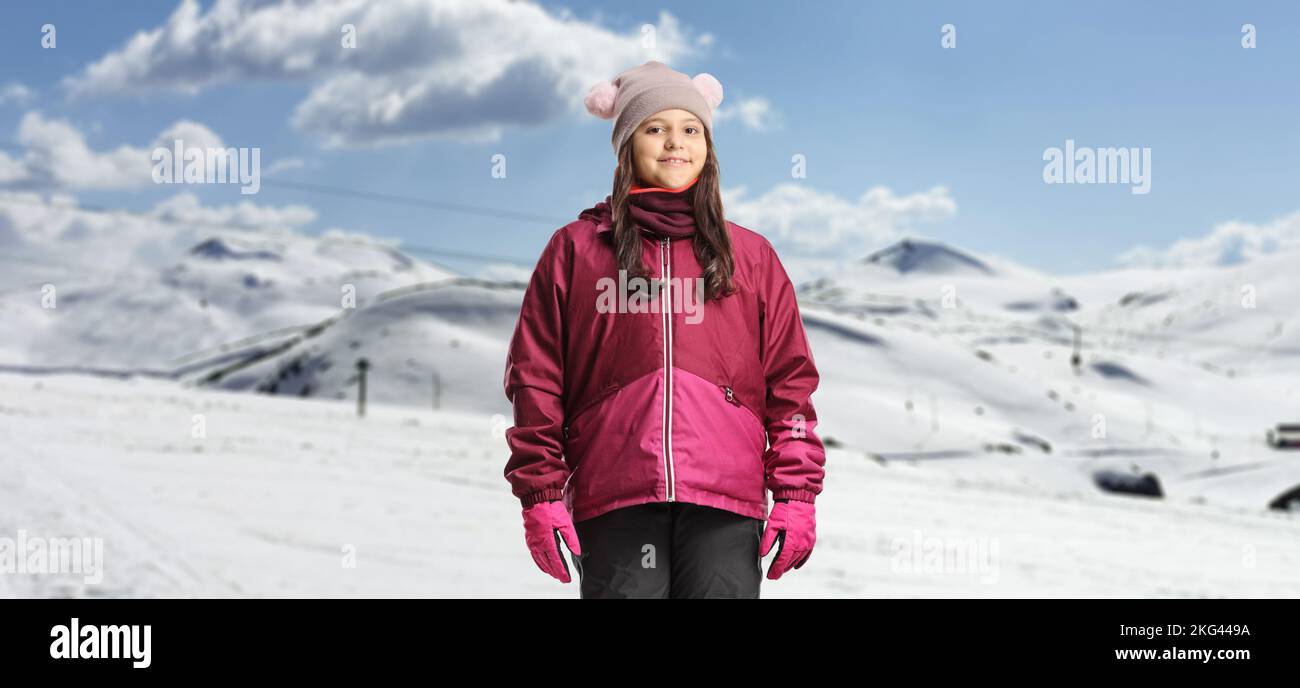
[503,198,826,523]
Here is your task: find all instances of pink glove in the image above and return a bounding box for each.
[522,500,582,583]
[759,500,816,580]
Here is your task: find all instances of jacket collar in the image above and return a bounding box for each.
[586,176,701,236]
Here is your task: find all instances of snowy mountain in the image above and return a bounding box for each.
[860,237,997,276]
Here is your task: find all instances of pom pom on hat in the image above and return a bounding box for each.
[692,73,724,111]
[584,80,619,119]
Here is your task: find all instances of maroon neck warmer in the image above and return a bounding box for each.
[627,176,698,239]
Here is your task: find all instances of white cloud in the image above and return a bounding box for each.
[154,120,226,151]
[713,96,777,131]
[762,253,847,289]
[0,190,318,281]
[0,152,25,185]
[65,0,720,148]
[150,191,317,231]
[476,261,533,283]
[7,112,152,190]
[319,226,401,248]
[723,183,957,255]
[0,112,226,191]
[1115,210,1300,269]
[0,82,33,106]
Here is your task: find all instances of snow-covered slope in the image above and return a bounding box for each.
[0,226,456,370]
[2,371,1297,598]
[205,279,525,415]
[793,238,1300,509]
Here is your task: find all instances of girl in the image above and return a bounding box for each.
[503,60,825,598]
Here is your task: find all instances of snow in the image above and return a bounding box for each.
[1,371,1296,598]
[2,226,1299,597]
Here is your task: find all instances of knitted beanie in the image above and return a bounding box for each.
[584,60,724,157]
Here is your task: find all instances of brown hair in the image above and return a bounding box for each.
[608,126,736,302]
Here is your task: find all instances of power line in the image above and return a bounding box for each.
[0,139,575,226]
[1,132,590,274]
[0,192,537,268]
[260,179,571,226]
[399,244,533,266]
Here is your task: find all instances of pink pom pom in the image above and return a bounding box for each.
[692,73,724,111]
[585,80,618,119]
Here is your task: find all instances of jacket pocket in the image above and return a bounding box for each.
[719,383,765,434]
[712,381,768,498]
[563,382,621,441]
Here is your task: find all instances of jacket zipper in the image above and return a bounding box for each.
[661,236,676,502]
[721,383,765,431]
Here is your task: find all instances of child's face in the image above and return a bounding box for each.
[630,108,707,189]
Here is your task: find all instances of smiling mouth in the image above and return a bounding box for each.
[659,158,691,166]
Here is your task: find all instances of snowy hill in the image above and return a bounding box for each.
[203,279,525,415]
[0,225,456,371]
[787,238,1300,515]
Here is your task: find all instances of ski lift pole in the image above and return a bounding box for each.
[432,370,441,412]
[1071,323,1082,373]
[356,358,370,417]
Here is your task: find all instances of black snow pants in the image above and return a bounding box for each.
[569,501,763,599]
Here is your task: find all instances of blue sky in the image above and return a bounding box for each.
[2,0,1299,280]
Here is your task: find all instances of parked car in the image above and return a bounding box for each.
[1265,423,1300,449]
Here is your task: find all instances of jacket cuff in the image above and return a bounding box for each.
[520,488,566,508]
[771,488,818,503]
